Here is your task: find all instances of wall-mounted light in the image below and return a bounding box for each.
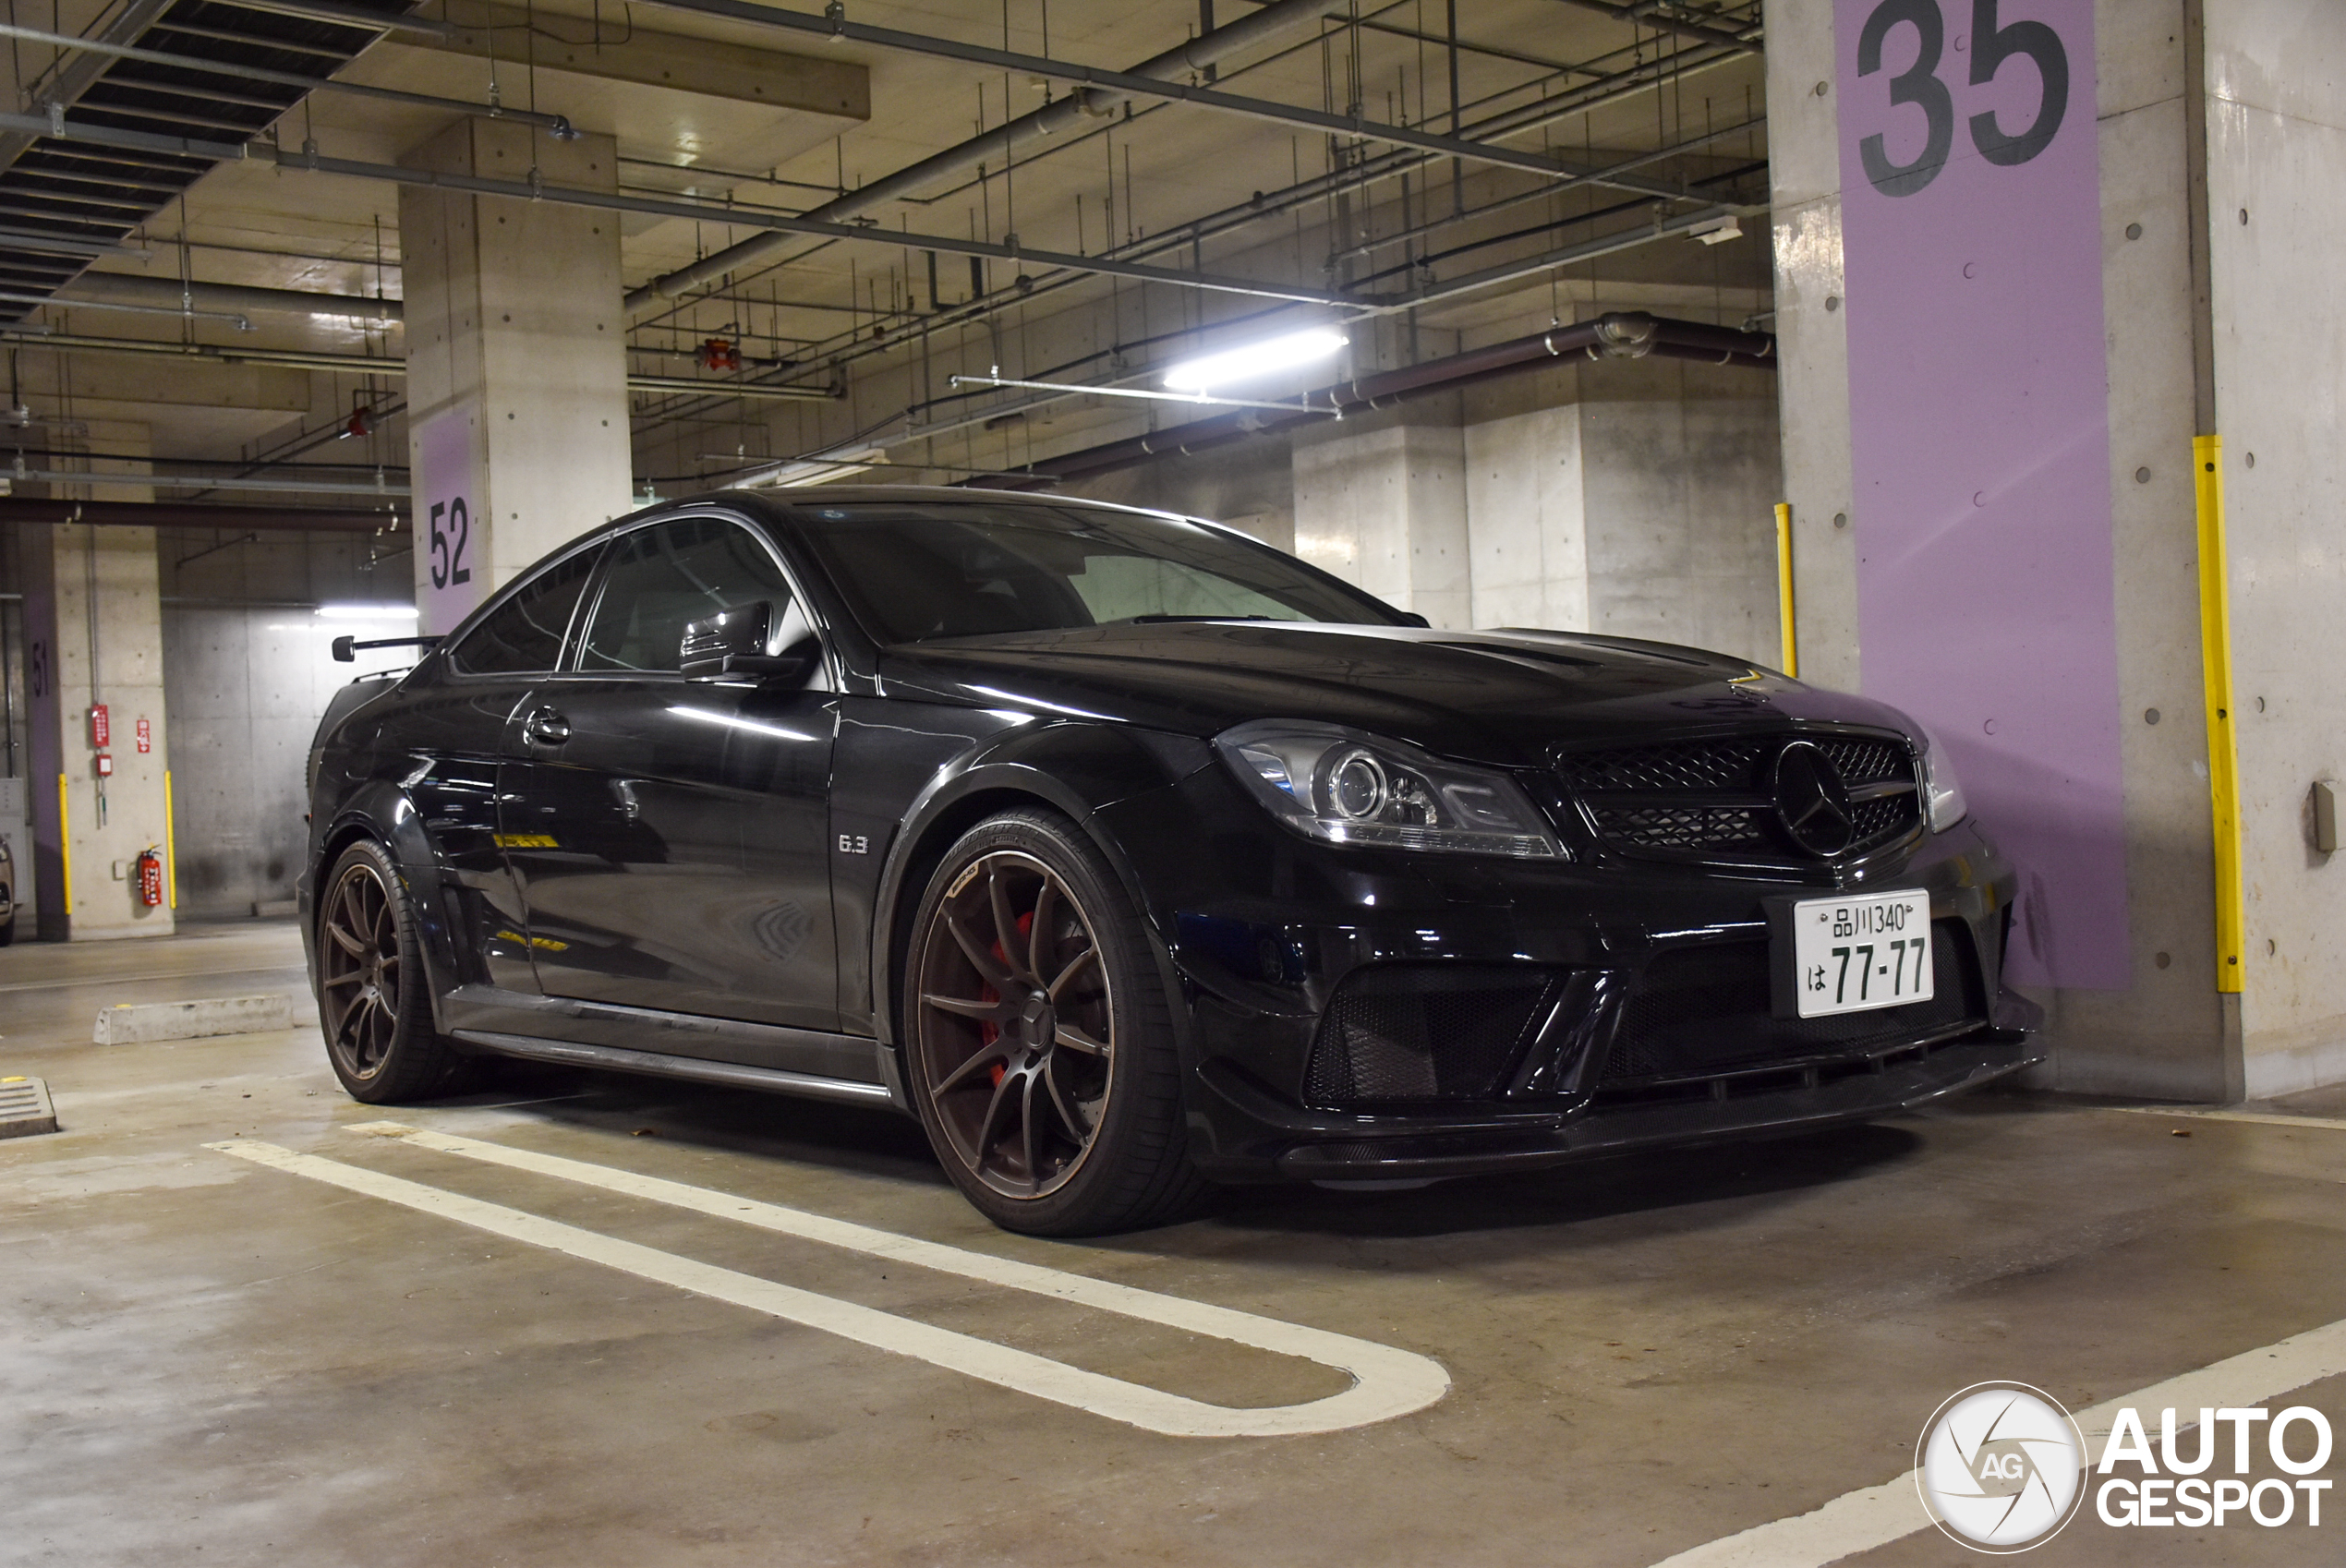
[1163,327,1347,394]
[315,603,419,621]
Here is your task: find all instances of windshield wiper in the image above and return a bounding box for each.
[1111,613,1279,624]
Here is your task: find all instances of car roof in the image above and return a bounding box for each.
[709,485,1203,526]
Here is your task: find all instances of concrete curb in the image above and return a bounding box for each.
[0,1075,57,1137]
[93,993,295,1044]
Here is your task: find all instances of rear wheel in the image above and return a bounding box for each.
[317,839,466,1102]
[902,810,1206,1236]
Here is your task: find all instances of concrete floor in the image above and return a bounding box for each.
[5,925,2345,1567]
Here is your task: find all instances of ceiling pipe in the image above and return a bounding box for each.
[0,464,405,494]
[960,312,1774,487]
[1549,0,1760,51]
[61,271,400,322]
[625,0,1358,311]
[0,495,402,529]
[0,325,839,399]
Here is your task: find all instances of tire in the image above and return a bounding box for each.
[901,808,1208,1236]
[0,909,14,947]
[315,839,468,1103]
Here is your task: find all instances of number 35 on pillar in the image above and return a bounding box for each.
[1855,0,2071,199]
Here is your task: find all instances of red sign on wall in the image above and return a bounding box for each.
[135,717,151,754]
[89,704,109,748]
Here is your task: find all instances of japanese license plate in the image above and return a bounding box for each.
[1787,890,1932,1019]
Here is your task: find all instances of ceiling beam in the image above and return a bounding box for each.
[398,1,867,120]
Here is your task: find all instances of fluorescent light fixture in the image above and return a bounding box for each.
[1163,328,1347,393]
[315,603,419,620]
[1689,214,1744,247]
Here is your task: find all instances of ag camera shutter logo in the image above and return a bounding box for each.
[1916,1382,2087,1552]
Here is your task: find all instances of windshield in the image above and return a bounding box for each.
[789,501,1412,644]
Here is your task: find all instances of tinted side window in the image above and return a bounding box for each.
[445,547,599,675]
[578,517,792,675]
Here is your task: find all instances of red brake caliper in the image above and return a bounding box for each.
[979,911,1035,1088]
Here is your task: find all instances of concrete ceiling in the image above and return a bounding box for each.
[0,0,1769,498]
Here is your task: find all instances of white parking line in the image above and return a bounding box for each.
[208,1132,1448,1439]
[1646,1314,2346,1566]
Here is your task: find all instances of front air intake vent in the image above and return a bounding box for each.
[1303,964,1560,1107]
[1599,919,1983,1088]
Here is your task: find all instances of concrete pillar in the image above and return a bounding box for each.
[1291,407,1470,627]
[400,118,633,633]
[19,431,174,938]
[1768,0,2346,1099]
[1462,372,1784,664]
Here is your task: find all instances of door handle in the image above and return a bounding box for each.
[525,707,571,745]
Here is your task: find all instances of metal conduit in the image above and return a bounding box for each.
[60,271,398,321]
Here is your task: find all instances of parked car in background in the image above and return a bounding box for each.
[0,830,15,946]
[302,488,2040,1235]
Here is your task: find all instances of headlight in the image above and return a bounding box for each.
[1917,729,1968,833]
[1215,720,1564,859]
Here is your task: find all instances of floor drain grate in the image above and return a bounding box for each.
[0,1075,58,1138]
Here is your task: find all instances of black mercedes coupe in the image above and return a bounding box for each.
[302,488,2041,1234]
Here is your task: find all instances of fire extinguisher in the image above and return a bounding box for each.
[137,845,163,909]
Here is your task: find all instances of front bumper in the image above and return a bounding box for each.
[1089,761,2042,1183]
[1267,1032,2037,1180]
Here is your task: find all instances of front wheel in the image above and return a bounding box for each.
[901,809,1207,1236]
[316,839,467,1102]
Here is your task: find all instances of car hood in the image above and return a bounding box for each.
[876,621,1915,766]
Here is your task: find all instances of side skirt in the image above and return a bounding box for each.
[452,1029,910,1113]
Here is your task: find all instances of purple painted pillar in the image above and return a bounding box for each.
[1834,0,2127,988]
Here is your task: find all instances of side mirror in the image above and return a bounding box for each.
[680,601,818,681]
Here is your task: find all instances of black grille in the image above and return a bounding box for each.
[1554,730,1922,862]
[1303,964,1559,1106]
[1590,804,1772,851]
[1601,919,1981,1086]
[1555,740,1772,793]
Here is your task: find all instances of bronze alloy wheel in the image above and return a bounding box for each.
[314,839,466,1102]
[320,855,405,1082]
[911,848,1115,1200]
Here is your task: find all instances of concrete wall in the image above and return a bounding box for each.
[157,527,411,919]
[2202,0,2346,1093]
